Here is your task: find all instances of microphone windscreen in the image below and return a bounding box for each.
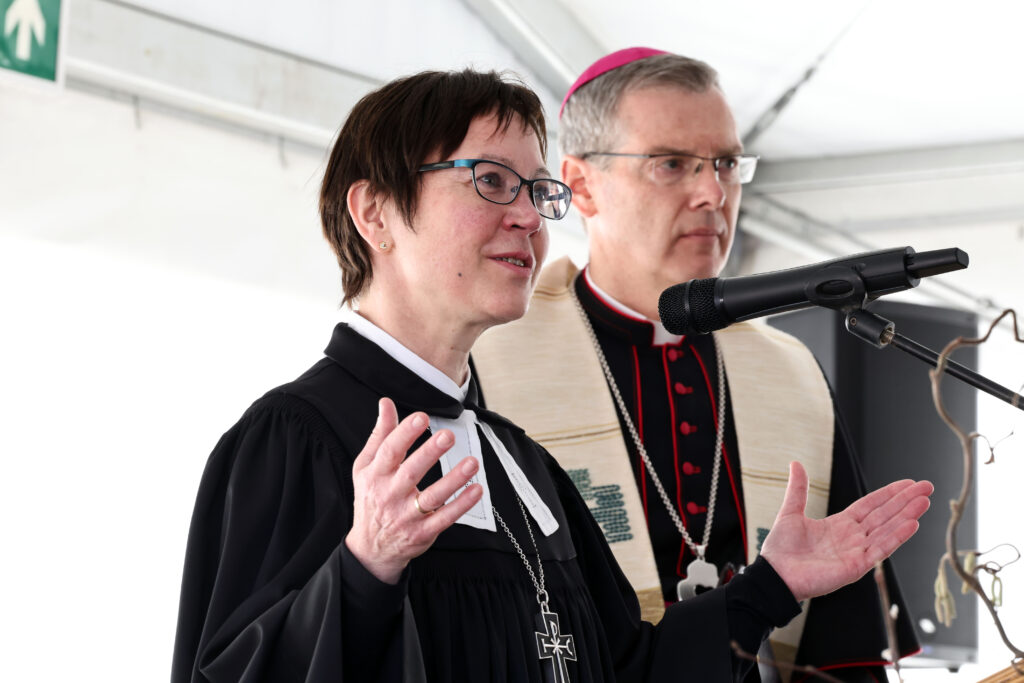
[658,278,725,335]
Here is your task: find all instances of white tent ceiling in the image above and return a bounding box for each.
[116,0,1024,158]
[5,0,1022,313]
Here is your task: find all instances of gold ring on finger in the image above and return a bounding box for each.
[414,492,435,515]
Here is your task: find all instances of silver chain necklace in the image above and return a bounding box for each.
[570,287,727,601]
[493,498,577,683]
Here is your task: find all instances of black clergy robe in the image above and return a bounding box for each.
[171,322,803,683]
[572,274,920,682]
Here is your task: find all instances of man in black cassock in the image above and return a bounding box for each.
[473,48,920,681]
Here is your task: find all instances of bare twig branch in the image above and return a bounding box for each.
[931,308,1024,663]
[874,562,903,681]
[729,640,844,683]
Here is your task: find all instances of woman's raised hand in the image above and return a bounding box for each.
[346,397,483,584]
[760,461,934,602]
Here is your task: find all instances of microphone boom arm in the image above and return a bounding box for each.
[845,309,1024,412]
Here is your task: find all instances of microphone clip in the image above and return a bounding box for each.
[845,309,895,349]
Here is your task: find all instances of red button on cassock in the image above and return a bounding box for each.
[681,461,701,475]
[679,421,697,436]
[686,501,707,515]
[674,382,693,395]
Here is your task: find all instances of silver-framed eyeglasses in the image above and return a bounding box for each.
[582,152,759,186]
[417,158,573,220]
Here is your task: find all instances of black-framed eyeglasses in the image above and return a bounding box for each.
[581,152,759,186]
[417,159,573,220]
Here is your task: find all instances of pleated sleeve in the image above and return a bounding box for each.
[170,393,420,683]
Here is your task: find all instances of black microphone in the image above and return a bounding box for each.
[658,246,969,335]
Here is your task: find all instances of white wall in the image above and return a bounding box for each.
[0,232,341,679]
[0,80,343,679]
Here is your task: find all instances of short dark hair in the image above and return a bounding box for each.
[320,69,547,306]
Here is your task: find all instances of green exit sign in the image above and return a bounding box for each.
[1,0,62,82]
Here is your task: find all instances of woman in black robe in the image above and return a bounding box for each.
[171,69,933,683]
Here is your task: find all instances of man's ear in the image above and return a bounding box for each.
[346,180,389,249]
[561,155,598,219]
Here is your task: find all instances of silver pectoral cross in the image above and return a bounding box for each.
[535,609,577,683]
[676,550,719,601]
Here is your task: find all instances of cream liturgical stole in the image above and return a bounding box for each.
[473,257,835,676]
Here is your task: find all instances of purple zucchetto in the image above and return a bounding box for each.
[559,47,669,118]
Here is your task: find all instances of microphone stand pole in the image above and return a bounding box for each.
[844,308,1024,412]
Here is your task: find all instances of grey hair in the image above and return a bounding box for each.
[558,54,721,161]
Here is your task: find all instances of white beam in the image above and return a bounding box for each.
[752,139,1024,193]
[65,0,383,150]
[459,0,605,108]
[838,205,1024,233]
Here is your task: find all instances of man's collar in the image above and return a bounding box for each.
[581,267,683,346]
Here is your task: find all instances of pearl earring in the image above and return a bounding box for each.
[379,241,389,251]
